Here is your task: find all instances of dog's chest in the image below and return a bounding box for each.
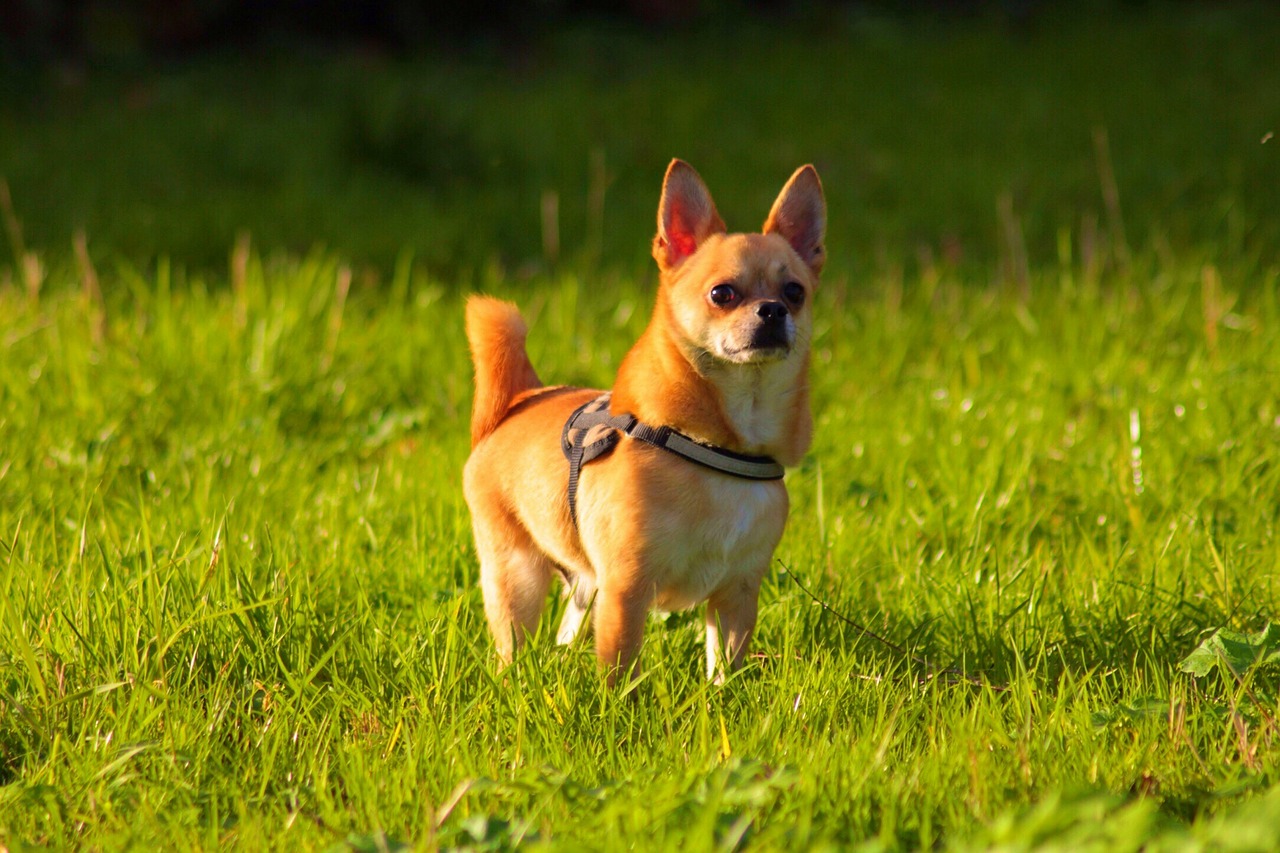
[646,475,787,610]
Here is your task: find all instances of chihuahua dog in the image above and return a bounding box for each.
[463,159,825,683]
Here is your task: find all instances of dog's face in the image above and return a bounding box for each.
[664,232,813,365]
[652,162,826,369]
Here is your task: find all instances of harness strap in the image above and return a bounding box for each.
[561,392,785,528]
[561,394,630,528]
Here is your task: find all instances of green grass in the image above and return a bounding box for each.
[3,246,1279,849]
[3,4,1280,850]
[2,4,1278,274]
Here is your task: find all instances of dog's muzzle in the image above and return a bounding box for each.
[747,301,792,350]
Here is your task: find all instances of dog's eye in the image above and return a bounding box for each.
[709,284,739,306]
[783,282,805,305]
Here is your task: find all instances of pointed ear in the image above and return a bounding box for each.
[653,159,726,271]
[763,165,826,276]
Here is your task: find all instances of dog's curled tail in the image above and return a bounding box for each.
[465,296,542,447]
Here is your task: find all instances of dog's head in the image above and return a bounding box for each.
[652,160,826,366]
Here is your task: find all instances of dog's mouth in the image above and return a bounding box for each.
[748,322,791,351]
[705,316,797,364]
[718,338,792,364]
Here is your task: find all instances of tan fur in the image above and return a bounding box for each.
[463,160,826,684]
[465,296,542,447]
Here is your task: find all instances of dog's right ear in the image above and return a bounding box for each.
[653,159,726,271]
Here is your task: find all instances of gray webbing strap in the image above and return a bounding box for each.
[562,392,785,528]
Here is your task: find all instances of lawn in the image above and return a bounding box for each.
[3,4,1280,850]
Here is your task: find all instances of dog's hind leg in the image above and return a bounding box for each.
[472,513,554,663]
[555,573,596,646]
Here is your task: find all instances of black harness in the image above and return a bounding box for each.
[560,392,785,528]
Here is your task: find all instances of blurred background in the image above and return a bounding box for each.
[1,0,1277,281]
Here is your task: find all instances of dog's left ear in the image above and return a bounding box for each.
[764,165,826,276]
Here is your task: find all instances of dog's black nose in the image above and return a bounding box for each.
[756,301,788,322]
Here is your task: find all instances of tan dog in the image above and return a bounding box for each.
[463,159,825,683]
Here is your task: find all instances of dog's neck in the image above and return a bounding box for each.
[611,292,812,465]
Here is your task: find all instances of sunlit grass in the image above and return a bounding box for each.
[3,4,1280,846]
[1,236,1278,848]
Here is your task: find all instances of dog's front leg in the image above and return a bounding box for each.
[594,578,651,686]
[705,574,763,683]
